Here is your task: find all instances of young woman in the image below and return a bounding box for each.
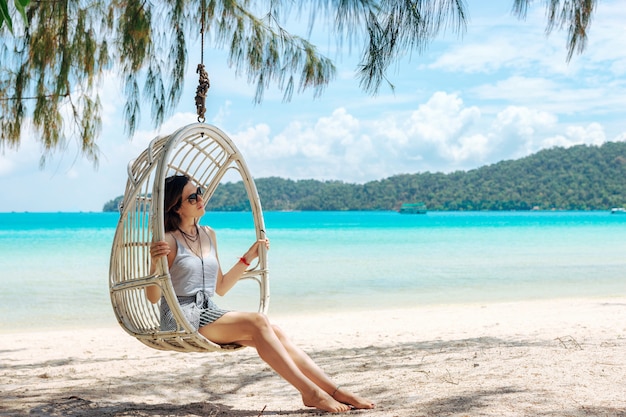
[147,175,375,413]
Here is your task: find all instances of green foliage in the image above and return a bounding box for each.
[0,0,29,33]
[102,195,124,212]
[103,141,626,212]
[2,1,599,166]
[1,0,108,166]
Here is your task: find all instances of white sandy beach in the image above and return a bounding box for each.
[1,297,625,417]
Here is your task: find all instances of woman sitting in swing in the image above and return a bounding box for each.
[147,175,375,413]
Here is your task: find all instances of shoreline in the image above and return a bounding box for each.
[2,296,625,416]
[3,292,625,334]
[2,292,625,334]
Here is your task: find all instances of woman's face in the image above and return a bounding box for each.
[177,181,205,218]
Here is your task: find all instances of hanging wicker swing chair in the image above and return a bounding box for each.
[109,122,269,353]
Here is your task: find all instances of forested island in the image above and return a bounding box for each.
[103,141,626,212]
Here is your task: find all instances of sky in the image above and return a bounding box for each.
[1,0,625,212]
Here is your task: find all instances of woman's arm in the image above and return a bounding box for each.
[146,234,176,303]
[212,227,269,296]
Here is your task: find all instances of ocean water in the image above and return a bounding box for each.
[1,211,625,332]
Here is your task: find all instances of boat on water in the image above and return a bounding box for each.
[610,207,626,214]
[399,202,427,214]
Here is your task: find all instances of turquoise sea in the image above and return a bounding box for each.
[1,211,625,332]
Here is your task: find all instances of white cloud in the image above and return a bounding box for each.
[427,5,567,76]
[0,154,15,176]
[615,132,626,142]
[366,92,487,172]
[489,105,558,157]
[541,123,607,149]
[226,91,617,183]
[428,38,526,74]
[0,134,42,176]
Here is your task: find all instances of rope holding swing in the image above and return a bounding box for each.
[195,0,210,123]
[195,64,210,123]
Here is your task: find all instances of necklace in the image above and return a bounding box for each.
[178,225,199,242]
[179,224,206,292]
[179,224,203,257]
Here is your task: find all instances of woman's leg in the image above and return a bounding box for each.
[199,312,351,413]
[268,324,375,409]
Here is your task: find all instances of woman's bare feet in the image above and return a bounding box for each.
[333,387,375,409]
[303,389,351,413]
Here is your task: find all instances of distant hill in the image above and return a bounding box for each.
[103,141,626,212]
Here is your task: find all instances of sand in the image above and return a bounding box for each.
[1,297,625,417]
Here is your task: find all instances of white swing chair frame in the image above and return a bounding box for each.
[109,123,269,352]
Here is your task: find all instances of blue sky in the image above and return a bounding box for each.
[1,0,625,212]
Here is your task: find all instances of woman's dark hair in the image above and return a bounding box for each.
[163,175,189,232]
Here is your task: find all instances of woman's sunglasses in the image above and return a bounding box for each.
[185,187,204,205]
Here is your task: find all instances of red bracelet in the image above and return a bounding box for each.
[239,257,250,266]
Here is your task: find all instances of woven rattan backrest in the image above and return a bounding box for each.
[109,123,269,352]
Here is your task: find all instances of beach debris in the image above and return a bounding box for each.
[555,335,582,350]
[442,369,460,385]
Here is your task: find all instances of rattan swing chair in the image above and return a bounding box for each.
[109,122,269,353]
[108,63,269,353]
